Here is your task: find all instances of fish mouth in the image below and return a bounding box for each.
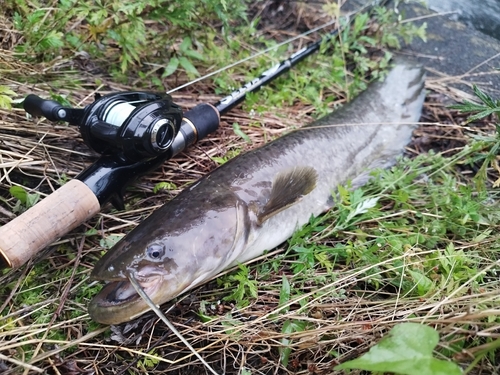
[95,274,162,306]
[88,274,164,324]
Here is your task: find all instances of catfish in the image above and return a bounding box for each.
[89,60,426,325]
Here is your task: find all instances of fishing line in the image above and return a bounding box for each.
[167,0,390,94]
[127,273,221,375]
[167,18,338,94]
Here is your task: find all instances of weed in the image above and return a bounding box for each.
[232,122,252,143]
[9,186,40,212]
[137,349,161,371]
[211,149,242,165]
[335,323,462,375]
[153,181,177,193]
[217,263,257,307]
[204,4,427,118]
[6,0,248,76]
[450,85,500,188]
[219,144,498,370]
[4,1,497,373]
[280,319,312,367]
[99,234,125,249]
[0,86,16,109]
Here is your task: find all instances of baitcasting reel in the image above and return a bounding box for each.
[24,91,184,162]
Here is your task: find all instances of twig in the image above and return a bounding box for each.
[128,272,221,375]
[0,353,43,373]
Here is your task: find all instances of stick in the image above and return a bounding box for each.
[127,273,221,375]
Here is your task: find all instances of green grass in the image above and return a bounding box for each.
[1,0,499,374]
[2,1,425,114]
[5,0,247,75]
[213,145,500,373]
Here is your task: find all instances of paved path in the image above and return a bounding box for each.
[347,0,500,96]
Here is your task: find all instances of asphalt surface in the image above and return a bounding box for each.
[347,0,500,96]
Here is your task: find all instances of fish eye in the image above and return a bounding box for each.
[146,243,165,260]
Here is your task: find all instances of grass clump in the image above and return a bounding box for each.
[451,85,500,189]
[1,0,499,374]
[242,4,427,117]
[5,0,247,78]
[212,137,499,374]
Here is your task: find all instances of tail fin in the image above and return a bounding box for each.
[350,59,426,188]
[377,58,426,125]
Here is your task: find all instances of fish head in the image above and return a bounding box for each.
[88,191,249,324]
[88,235,188,325]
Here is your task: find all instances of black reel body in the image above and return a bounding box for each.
[82,92,183,161]
[24,91,183,162]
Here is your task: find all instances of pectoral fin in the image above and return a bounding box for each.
[257,166,317,225]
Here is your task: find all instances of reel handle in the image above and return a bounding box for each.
[0,180,100,269]
[24,94,84,124]
[24,94,68,121]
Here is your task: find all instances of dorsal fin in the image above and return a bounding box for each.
[257,166,317,225]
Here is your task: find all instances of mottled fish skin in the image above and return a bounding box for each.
[88,60,426,325]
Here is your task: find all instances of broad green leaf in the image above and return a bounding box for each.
[280,320,309,366]
[280,320,294,366]
[179,36,192,52]
[85,228,98,236]
[178,56,199,76]
[335,323,462,375]
[182,48,205,61]
[153,181,177,193]
[162,57,179,78]
[9,186,28,205]
[9,186,40,209]
[0,86,16,109]
[407,269,433,295]
[278,275,290,309]
[26,192,40,207]
[50,94,71,107]
[473,229,492,243]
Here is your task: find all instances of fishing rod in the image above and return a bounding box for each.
[0,0,389,270]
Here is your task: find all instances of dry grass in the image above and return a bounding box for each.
[1,2,500,375]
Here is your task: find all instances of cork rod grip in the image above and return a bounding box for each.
[0,179,100,269]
